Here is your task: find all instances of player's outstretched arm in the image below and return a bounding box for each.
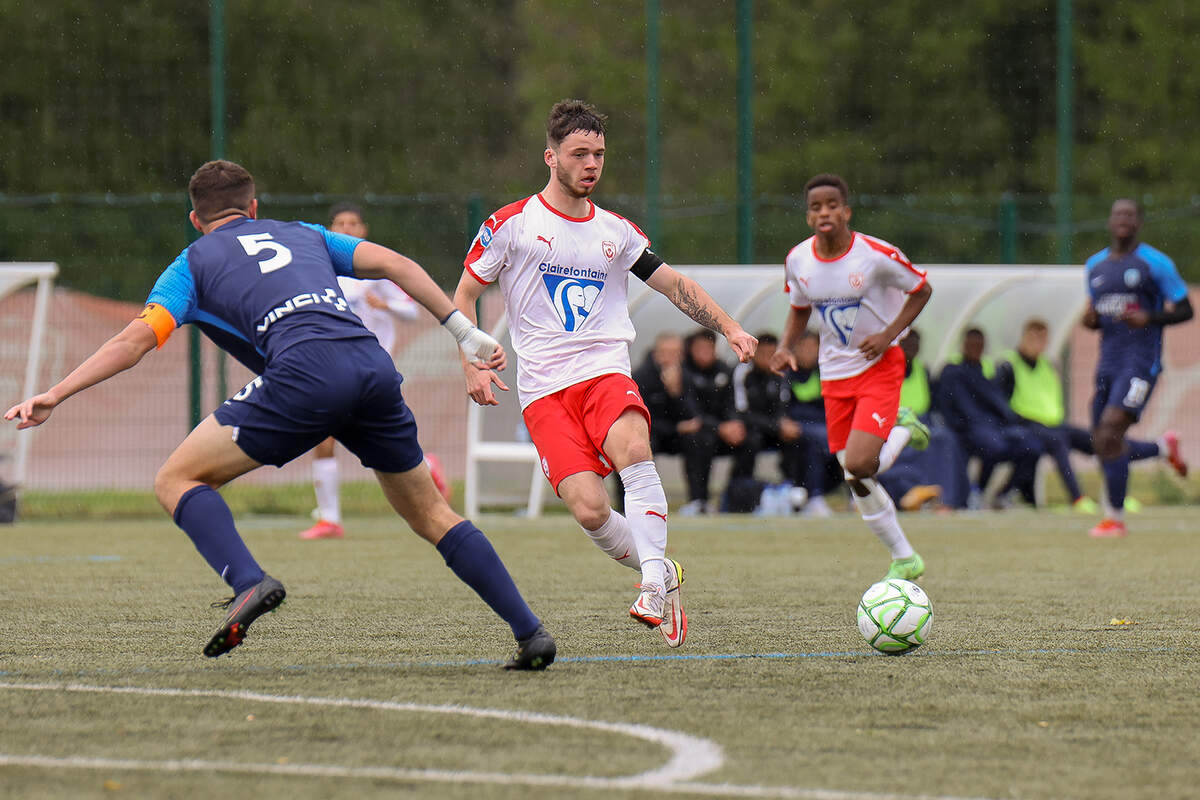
[858,282,933,360]
[452,272,509,406]
[352,241,504,370]
[646,265,758,362]
[771,306,812,376]
[352,241,457,320]
[4,319,157,429]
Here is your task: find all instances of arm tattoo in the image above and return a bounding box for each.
[673,277,723,333]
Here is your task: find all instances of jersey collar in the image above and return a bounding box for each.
[537,193,595,222]
[811,231,857,263]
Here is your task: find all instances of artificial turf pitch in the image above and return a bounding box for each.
[1,509,1197,799]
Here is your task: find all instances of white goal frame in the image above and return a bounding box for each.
[1,263,58,489]
[464,264,1090,517]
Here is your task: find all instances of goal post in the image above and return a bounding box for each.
[463,264,1090,515]
[0,263,59,491]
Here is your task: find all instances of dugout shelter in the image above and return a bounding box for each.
[464,264,1090,517]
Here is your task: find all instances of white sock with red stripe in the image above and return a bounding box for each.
[619,461,668,589]
[876,425,912,475]
[312,457,341,524]
[582,510,640,571]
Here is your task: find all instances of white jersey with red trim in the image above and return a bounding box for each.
[784,232,927,380]
[464,193,652,408]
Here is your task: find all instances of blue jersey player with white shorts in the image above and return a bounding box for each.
[5,160,556,669]
[1082,197,1193,538]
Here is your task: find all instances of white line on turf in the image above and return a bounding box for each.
[0,682,995,800]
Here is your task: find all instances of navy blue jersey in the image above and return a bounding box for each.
[145,217,373,372]
[1085,242,1188,377]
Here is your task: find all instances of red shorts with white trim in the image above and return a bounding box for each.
[521,373,651,493]
[821,346,905,453]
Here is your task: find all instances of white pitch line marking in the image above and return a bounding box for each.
[0,682,996,800]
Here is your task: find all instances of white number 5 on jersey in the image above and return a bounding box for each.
[237,232,293,274]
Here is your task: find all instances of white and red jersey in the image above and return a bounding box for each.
[336,277,418,354]
[784,232,927,380]
[464,194,652,408]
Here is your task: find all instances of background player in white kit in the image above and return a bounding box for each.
[300,204,449,540]
[453,99,757,647]
[771,174,932,580]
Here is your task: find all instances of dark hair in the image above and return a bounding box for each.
[188,160,255,224]
[755,332,779,346]
[685,329,718,348]
[1112,197,1145,219]
[964,326,985,340]
[803,173,850,204]
[328,202,365,226]
[546,99,607,148]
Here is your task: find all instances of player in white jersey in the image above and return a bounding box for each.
[770,174,933,580]
[299,204,446,540]
[453,99,757,647]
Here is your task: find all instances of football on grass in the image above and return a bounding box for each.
[856,578,932,654]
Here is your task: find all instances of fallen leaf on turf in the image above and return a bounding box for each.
[277,757,289,765]
[246,714,256,721]
[103,780,121,791]
[1037,721,1050,727]
[1108,618,1137,626]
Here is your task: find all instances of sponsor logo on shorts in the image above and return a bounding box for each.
[872,412,887,428]
[540,456,550,478]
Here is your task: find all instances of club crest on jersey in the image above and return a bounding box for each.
[542,273,604,332]
[1124,268,1141,288]
[602,240,616,261]
[849,272,864,289]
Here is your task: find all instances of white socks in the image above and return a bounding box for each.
[838,450,914,560]
[619,461,668,589]
[313,457,341,524]
[583,510,640,571]
[876,425,912,475]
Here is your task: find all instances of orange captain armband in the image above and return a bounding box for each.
[136,303,178,348]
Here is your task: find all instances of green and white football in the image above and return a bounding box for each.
[857,578,932,654]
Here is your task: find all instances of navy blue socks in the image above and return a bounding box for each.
[436,520,541,640]
[173,485,265,593]
[1101,454,1131,511]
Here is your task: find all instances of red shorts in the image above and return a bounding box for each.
[821,346,905,453]
[522,373,651,493]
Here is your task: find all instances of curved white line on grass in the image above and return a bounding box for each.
[0,681,720,787]
[0,683,997,800]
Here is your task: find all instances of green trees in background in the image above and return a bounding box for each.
[1,0,1197,295]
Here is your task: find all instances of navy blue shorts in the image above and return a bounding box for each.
[214,338,424,473]
[1092,367,1158,424]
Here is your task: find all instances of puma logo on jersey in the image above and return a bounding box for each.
[872,412,887,428]
[537,235,554,250]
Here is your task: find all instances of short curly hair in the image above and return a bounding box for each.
[546,99,607,148]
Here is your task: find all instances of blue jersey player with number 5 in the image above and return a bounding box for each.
[5,160,556,669]
[1082,197,1193,538]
